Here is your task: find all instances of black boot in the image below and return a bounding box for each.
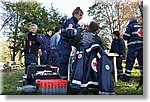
[120,74,130,82]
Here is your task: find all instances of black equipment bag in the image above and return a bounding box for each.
[25,63,61,85]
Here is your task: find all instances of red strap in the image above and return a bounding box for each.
[26,33,32,52]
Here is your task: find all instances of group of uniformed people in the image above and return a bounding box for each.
[24,6,143,94]
[110,17,143,82]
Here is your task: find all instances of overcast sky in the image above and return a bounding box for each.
[37,0,95,24]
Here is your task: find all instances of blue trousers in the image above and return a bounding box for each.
[116,56,123,75]
[40,50,51,65]
[25,54,38,74]
[51,49,60,67]
[125,47,143,79]
[58,40,71,78]
[40,50,48,65]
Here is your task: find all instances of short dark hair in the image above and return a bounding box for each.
[88,21,100,32]
[54,26,61,33]
[112,31,120,37]
[46,28,52,32]
[72,7,83,16]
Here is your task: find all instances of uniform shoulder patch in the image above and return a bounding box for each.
[137,28,143,37]
[68,24,73,28]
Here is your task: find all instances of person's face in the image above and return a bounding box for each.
[47,30,52,36]
[96,28,101,34]
[58,29,61,34]
[111,34,117,39]
[30,26,38,33]
[75,11,83,20]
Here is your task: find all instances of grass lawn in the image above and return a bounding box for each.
[0,68,143,95]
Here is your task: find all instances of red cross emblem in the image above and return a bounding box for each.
[93,61,97,66]
[137,28,143,37]
[91,58,98,72]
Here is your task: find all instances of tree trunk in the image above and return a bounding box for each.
[117,5,121,31]
[18,49,24,61]
[12,14,19,61]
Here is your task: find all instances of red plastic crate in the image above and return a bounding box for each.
[36,79,68,95]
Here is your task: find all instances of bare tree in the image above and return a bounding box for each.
[88,0,143,49]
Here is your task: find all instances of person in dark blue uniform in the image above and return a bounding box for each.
[39,28,53,65]
[110,31,126,80]
[122,17,143,82]
[50,26,61,67]
[58,7,83,79]
[72,21,103,50]
[24,24,42,74]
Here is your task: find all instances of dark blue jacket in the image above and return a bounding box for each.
[71,44,114,92]
[123,20,143,48]
[73,31,103,51]
[61,16,83,44]
[58,16,83,57]
[39,34,51,52]
[110,38,126,56]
